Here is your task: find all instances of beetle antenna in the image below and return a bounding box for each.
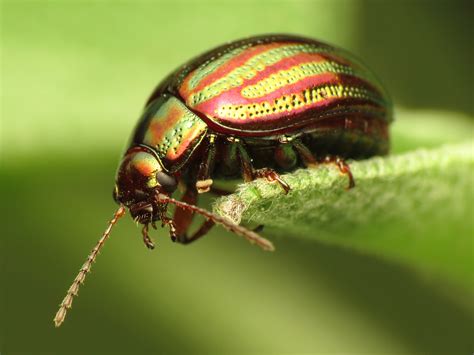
[155,193,274,251]
[53,205,126,327]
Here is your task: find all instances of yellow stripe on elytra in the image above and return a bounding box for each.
[241,61,359,99]
[216,84,379,120]
[189,44,332,107]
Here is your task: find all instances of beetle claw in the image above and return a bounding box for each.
[254,168,291,194]
[141,224,155,250]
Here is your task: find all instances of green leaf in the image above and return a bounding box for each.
[214,141,474,291]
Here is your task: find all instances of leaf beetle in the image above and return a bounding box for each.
[54,34,392,326]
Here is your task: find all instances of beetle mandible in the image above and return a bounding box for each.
[54,34,392,326]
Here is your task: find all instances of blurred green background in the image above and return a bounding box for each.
[1,0,473,354]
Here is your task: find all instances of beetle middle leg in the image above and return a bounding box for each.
[233,139,290,194]
[292,138,318,167]
[253,168,290,194]
[292,139,355,189]
[322,155,355,189]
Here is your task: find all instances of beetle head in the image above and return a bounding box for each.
[114,146,177,223]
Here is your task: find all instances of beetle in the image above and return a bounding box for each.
[54,34,392,326]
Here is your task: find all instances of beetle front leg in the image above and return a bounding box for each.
[177,219,216,245]
[172,186,198,240]
[170,185,216,244]
[196,134,217,193]
[161,217,178,242]
[141,224,155,249]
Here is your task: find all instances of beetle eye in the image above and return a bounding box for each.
[156,172,177,192]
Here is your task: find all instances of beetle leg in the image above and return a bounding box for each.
[161,217,178,242]
[172,186,198,240]
[170,185,217,244]
[322,156,355,189]
[292,140,354,189]
[141,224,155,250]
[177,219,216,245]
[292,139,318,167]
[234,139,254,182]
[253,168,291,194]
[274,137,298,170]
[196,134,217,194]
[235,141,290,194]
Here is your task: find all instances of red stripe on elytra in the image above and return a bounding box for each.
[236,51,373,95]
[183,51,357,110]
[226,51,329,90]
[215,99,323,128]
[217,97,384,128]
[165,127,201,161]
[179,45,267,98]
[193,72,340,114]
[147,106,182,147]
[180,43,281,99]
[180,42,308,99]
